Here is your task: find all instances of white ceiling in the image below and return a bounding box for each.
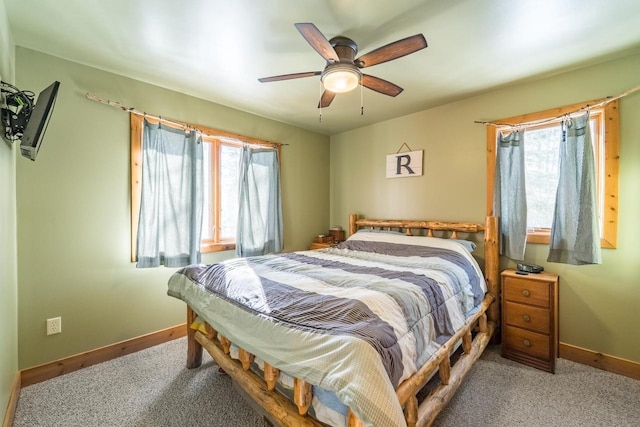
[5,0,640,135]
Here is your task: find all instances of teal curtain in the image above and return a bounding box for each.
[548,113,602,265]
[136,120,203,268]
[236,146,283,257]
[494,129,527,260]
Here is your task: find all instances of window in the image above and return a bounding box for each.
[130,114,279,260]
[486,99,619,248]
[201,138,242,251]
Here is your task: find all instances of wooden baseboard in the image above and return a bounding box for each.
[21,323,186,387]
[559,342,640,380]
[2,372,20,427]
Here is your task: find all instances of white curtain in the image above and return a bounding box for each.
[547,112,602,265]
[494,130,527,260]
[136,120,203,268]
[236,146,283,257]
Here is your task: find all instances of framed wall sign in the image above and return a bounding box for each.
[386,148,423,178]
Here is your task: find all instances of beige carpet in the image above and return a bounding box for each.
[13,338,640,426]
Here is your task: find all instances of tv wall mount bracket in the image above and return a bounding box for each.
[1,80,35,142]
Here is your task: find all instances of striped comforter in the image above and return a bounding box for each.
[168,232,485,427]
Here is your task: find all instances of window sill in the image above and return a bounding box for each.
[526,232,615,249]
[527,231,550,245]
[202,242,236,253]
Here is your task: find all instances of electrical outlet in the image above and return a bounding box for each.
[46,317,62,335]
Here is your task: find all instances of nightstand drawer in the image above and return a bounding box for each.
[504,301,550,334]
[503,325,550,360]
[503,276,550,308]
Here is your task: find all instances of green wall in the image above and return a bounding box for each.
[15,47,330,368]
[330,53,640,363]
[0,0,17,420]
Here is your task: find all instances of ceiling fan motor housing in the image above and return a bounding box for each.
[320,36,361,93]
[329,36,358,62]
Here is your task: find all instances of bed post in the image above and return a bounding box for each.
[484,216,500,331]
[349,213,358,237]
[186,305,203,368]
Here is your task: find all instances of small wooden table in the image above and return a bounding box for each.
[309,242,340,250]
[501,269,559,373]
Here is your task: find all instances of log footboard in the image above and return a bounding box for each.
[190,317,324,427]
[186,298,496,427]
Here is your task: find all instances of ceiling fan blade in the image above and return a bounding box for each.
[361,74,403,97]
[294,23,340,63]
[258,71,321,83]
[318,90,336,108]
[355,34,427,68]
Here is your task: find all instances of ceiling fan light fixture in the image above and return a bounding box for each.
[321,64,361,93]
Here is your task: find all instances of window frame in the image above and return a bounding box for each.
[130,114,280,261]
[486,99,619,249]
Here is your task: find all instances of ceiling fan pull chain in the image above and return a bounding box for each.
[360,77,364,116]
[319,81,323,122]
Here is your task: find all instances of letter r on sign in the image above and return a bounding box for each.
[396,154,415,175]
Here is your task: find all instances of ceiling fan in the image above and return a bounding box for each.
[258,23,428,108]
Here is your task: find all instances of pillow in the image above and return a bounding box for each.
[351,229,477,252]
[354,228,405,235]
[344,231,483,279]
[451,239,477,252]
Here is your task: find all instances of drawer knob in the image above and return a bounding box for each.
[522,289,530,297]
[523,339,531,347]
[523,314,531,322]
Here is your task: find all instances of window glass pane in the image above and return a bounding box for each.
[524,125,561,229]
[219,144,240,239]
[201,142,213,240]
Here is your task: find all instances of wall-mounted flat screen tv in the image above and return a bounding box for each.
[20,81,60,161]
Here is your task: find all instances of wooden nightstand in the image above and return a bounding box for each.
[501,269,559,373]
[309,242,339,250]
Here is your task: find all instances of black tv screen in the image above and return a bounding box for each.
[20,81,60,161]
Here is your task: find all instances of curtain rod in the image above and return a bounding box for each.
[85,93,287,147]
[474,83,640,129]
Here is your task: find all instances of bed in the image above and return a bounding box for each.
[168,214,500,427]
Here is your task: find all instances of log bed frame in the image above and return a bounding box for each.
[185,214,500,427]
